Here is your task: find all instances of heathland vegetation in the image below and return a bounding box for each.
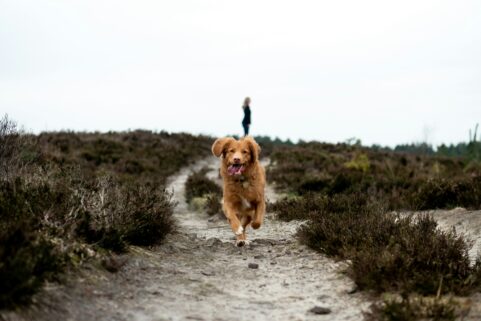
[3,114,481,320]
[268,139,481,320]
[0,115,212,309]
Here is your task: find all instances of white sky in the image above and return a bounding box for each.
[1,1,480,147]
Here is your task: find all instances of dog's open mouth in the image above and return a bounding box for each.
[227,163,245,176]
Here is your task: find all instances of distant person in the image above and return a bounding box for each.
[242,97,251,136]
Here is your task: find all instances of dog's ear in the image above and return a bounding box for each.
[212,137,235,158]
[244,136,261,163]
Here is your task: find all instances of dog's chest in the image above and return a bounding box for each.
[240,196,253,209]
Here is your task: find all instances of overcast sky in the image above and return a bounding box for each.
[1,1,480,147]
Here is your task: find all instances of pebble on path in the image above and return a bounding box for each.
[309,306,332,315]
[248,263,259,269]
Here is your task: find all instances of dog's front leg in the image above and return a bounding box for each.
[223,202,244,236]
[251,200,265,229]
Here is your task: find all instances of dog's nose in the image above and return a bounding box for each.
[233,157,241,163]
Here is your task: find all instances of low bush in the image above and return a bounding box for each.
[348,215,480,295]
[184,168,223,216]
[38,130,213,186]
[273,194,481,295]
[75,178,176,252]
[204,194,223,216]
[0,115,210,309]
[268,141,481,211]
[184,168,222,204]
[271,194,322,221]
[366,296,457,321]
[0,178,66,309]
[411,177,481,210]
[0,227,65,309]
[0,115,39,180]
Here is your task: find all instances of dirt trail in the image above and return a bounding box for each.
[146,157,371,320]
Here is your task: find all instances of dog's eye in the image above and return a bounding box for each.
[242,150,248,154]
[229,149,234,153]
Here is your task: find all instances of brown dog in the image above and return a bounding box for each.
[211,136,266,246]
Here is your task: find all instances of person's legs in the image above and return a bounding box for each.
[242,123,249,136]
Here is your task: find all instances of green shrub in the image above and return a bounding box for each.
[344,153,370,172]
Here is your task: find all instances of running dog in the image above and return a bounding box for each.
[211,136,266,247]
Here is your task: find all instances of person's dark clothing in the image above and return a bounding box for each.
[242,106,251,125]
[242,123,249,136]
[242,106,251,136]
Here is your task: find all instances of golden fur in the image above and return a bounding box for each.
[211,136,266,246]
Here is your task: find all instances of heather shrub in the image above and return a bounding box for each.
[288,194,481,295]
[366,296,457,321]
[38,130,213,186]
[411,177,481,210]
[0,115,210,308]
[0,227,65,309]
[75,177,176,251]
[184,168,223,216]
[268,141,480,210]
[204,193,222,216]
[185,168,222,204]
[0,178,67,309]
[267,133,481,313]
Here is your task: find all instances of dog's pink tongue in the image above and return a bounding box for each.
[228,165,237,175]
[228,165,244,176]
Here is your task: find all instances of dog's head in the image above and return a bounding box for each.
[211,136,261,176]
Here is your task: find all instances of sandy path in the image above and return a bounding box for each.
[143,157,371,321]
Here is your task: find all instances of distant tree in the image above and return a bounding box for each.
[394,143,435,155]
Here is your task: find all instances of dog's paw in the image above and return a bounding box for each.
[235,226,244,235]
[235,240,250,247]
[251,222,261,230]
